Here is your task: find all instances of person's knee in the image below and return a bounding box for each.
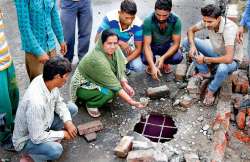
[129,59,145,72]
[216,64,229,75]
[182,38,189,49]
[67,101,78,117]
[47,143,63,160]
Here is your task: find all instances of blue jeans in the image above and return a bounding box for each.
[182,38,238,93]
[126,56,145,72]
[60,0,93,62]
[141,42,183,65]
[21,102,78,162]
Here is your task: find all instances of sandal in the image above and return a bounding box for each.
[86,105,101,118]
[203,91,215,106]
[192,72,211,80]
[163,64,172,74]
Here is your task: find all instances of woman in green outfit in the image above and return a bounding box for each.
[0,9,19,151]
[70,29,144,117]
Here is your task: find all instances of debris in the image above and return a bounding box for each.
[140,97,150,106]
[114,136,133,158]
[175,63,187,81]
[180,94,193,108]
[184,153,200,162]
[77,120,103,135]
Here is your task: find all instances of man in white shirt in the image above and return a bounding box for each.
[13,56,78,162]
[182,4,242,106]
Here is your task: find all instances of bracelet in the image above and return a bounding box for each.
[203,57,207,64]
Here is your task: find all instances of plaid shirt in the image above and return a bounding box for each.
[15,0,64,56]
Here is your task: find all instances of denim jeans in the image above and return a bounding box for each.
[141,42,183,65]
[60,0,93,62]
[21,102,78,162]
[126,56,145,72]
[182,38,238,93]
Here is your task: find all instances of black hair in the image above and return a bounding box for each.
[155,0,172,11]
[101,29,119,44]
[201,4,226,19]
[43,56,72,81]
[120,0,137,15]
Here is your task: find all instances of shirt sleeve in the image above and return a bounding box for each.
[134,25,143,42]
[51,0,64,44]
[97,16,110,33]
[223,24,237,46]
[14,0,45,56]
[194,21,205,30]
[143,17,152,36]
[173,18,182,35]
[26,102,64,144]
[54,90,72,123]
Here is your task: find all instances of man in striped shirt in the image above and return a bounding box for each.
[95,0,144,73]
[13,56,78,162]
[0,9,19,152]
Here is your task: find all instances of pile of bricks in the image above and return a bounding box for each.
[230,70,249,94]
[77,120,103,142]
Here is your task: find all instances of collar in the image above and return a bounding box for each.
[216,17,226,34]
[115,10,134,32]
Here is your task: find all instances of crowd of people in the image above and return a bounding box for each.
[0,0,249,161]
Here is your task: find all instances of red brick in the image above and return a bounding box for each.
[175,63,187,81]
[84,132,97,142]
[146,85,169,99]
[127,149,155,162]
[219,80,232,100]
[77,120,103,135]
[114,136,133,158]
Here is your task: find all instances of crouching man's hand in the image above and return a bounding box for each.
[64,121,77,139]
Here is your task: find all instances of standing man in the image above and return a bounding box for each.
[183,4,242,106]
[15,0,67,81]
[13,56,78,162]
[60,0,93,62]
[0,9,19,151]
[143,0,183,80]
[95,0,144,73]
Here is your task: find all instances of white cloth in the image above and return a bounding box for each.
[13,75,71,151]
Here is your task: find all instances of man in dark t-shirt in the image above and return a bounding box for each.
[142,0,183,80]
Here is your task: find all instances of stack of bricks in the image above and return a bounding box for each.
[230,70,249,94]
[77,120,103,142]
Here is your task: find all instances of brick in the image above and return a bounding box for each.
[231,70,249,94]
[187,77,201,94]
[231,93,243,109]
[84,132,96,142]
[132,141,153,150]
[175,63,187,81]
[180,95,193,108]
[127,149,155,162]
[219,80,232,100]
[77,120,103,135]
[146,85,169,99]
[114,136,133,158]
[184,153,200,162]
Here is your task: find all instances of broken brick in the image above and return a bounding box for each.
[146,85,169,99]
[127,149,155,162]
[84,132,96,142]
[187,77,201,94]
[77,120,103,135]
[114,136,133,158]
[231,70,249,94]
[219,80,232,100]
[236,110,246,130]
[180,95,193,108]
[175,63,187,81]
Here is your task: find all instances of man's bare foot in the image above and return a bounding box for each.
[192,71,211,79]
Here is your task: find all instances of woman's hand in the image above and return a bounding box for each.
[121,81,135,97]
[131,100,145,109]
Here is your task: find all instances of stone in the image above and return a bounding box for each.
[132,140,153,150]
[231,70,249,94]
[114,136,133,158]
[197,116,204,122]
[187,77,201,94]
[140,97,150,106]
[184,153,200,162]
[173,99,180,106]
[180,94,193,108]
[146,85,170,99]
[175,63,187,81]
[77,120,103,135]
[202,124,210,131]
[127,149,155,162]
[219,80,232,100]
[84,132,97,142]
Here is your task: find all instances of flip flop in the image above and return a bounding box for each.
[203,92,215,106]
[86,105,101,118]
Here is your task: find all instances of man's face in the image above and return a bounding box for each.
[55,73,69,88]
[118,11,135,26]
[202,16,220,30]
[154,9,170,23]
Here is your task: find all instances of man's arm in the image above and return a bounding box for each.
[187,25,201,57]
[126,41,142,62]
[160,34,181,60]
[144,35,154,68]
[95,16,110,43]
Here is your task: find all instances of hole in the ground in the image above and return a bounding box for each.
[134,113,178,143]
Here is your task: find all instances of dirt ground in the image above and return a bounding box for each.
[0,0,249,162]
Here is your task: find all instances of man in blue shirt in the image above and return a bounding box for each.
[15,0,67,81]
[95,0,144,73]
